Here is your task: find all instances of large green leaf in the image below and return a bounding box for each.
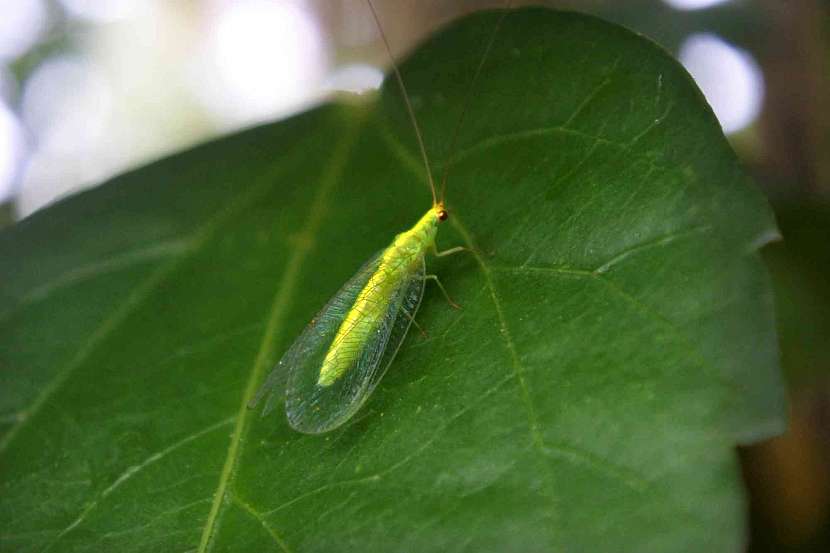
[0,8,784,552]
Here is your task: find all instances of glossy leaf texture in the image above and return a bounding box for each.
[0,8,784,553]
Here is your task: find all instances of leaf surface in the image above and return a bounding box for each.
[0,8,783,553]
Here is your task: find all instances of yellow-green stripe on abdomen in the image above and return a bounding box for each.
[316,208,438,386]
[316,256,403,386]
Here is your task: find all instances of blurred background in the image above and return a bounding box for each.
[0,0,827,550]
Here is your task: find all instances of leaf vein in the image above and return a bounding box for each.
[448,215,561,546]
[558,56,621,129]
[447,125,671,174]
[0,161,290,457]
[2,238,196,321]
[231,494,292,553]
[594,225,711,274]
[196,111,363,553]
[263,373,517,516]
[41,418,233,551]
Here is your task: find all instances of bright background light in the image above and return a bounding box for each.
[0,0,774,219]
[57,0,140,23]
[18,56,115,214]
[192,0,329,126]
[5,0,332,217]
[0,101,26,204]
[662,0,733,10]
[679,33,765,134]
[324,63,384,95]
[0,0,47,61]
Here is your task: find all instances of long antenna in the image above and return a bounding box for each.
[439,0,514,202]
[366,0,438,206]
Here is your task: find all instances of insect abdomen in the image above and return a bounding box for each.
[316,209,438,387]
[317,255,406,386]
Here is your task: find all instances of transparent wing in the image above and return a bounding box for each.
[248,253,383,417]
[286,255,425,434]
[250,251,425,434]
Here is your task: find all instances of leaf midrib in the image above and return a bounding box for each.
[196,111,364,553]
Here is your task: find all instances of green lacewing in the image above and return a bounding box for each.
[250,0,510,434]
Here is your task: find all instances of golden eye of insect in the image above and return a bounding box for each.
[437,209,448,221]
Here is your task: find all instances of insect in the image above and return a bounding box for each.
[250,0,510,434]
